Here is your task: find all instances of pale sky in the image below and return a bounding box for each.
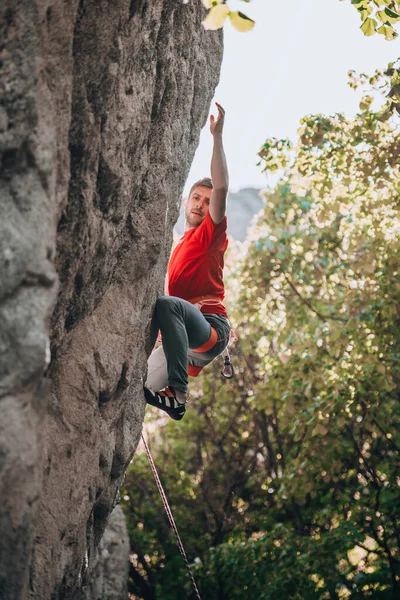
[184,0,400,194]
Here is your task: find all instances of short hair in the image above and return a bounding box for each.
[188,177,213,198]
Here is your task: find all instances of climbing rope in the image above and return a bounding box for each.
[141,433,202,600]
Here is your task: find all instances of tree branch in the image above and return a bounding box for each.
[285,276,347,323]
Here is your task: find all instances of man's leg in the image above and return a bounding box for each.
[145,313,230,392]
[188,312,231,371]
[145,301,231,420]
[146,346,168,392]
[152,296,212,395]
[144,296,213,419]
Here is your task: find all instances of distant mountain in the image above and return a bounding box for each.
[175,187,264,241]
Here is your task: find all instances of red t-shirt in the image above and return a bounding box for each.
[168,213,228,317]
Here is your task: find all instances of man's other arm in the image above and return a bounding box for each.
[209,103,229,225]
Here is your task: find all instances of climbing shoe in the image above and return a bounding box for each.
[144,386,187,421]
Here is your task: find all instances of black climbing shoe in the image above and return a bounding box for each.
[144,386,187,421]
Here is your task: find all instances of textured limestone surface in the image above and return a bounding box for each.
[82,505,129,600]
[0,1,223,598]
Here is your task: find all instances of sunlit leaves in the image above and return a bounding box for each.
[200,0,255,32]
[361,16,377,35]
[224,62,400,596]
[229,11,255,31]
[198,0,400,38]
[359,94,374,110]
[349,0,400,38]
[202,2,230,29]
[258,63,400,202]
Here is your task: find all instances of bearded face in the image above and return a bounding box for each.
[184,186,211,229]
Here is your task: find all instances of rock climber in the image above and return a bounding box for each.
[144,102,230,420]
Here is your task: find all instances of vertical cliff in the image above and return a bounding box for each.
[0,1,223,598]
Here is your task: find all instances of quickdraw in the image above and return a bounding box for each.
[221,347,234,379]
[220,327,237,379]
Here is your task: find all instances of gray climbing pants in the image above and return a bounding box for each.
[146,296,230,393]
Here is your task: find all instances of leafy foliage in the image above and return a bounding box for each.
[122,65,400,599]
[349,0,400,40]
[201,0,255,32]
[198,0,400,38]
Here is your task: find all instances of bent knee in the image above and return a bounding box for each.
[155,295,177,315]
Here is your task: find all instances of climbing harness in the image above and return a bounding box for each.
[188,295,225,311]
[188,295,237,380]
[141,433,202,600]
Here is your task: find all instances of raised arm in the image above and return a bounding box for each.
[209,103,229,225]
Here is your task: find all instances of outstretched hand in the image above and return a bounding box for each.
[210,102,225,136]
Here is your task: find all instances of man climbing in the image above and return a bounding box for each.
[144,102,230,421]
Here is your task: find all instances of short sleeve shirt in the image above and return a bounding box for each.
[168,213,228,317]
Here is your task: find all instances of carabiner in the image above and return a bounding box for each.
[221,355,234,379]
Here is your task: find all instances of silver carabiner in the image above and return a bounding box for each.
[221,352,234,379]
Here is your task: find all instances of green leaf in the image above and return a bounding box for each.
[359,95,374,110]
[384,7,400,20]
[360,17,377,35]
[359,5,373,17]
[229,11,256,32]
[376,24,398,39]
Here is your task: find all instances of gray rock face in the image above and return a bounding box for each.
[226,188,264,241]
[82,505,129,600]
[0,1,222,599]
[176,187,264,241]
